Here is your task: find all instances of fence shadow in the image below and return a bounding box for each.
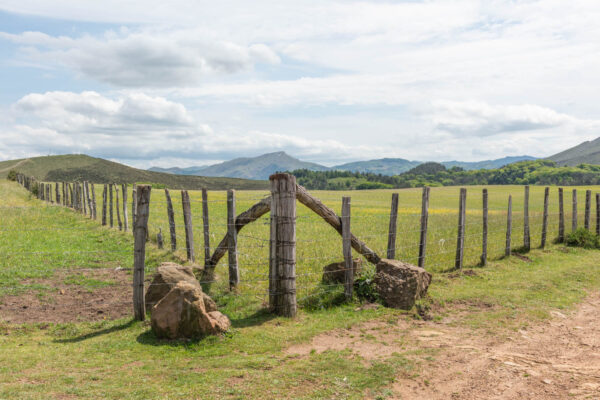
[53,319,137,344]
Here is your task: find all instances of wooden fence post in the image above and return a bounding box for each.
[386,193,399,259]
[270,173,297,317]
[342,196,352,300]
[181,190,195,262]
[541,187,549,248]
[558,188,565,242]
[109,184,114,228]
[91,184,97,220]
[597,193,600,236]
[572,189,578,231]
[133,185,151,321]
[116,184,122,231]
[227,189,239,290]
[523,185,530,251]
[122,184,128,232]
[82,182,87,215]
[164,189,177,251]
[69,183,74,208]
[269,194,277,308]
[157,228,164,249]
[202,188,211,266]
[55,182,60,204]
[455,188,466,270]
[505,195,512,257]
[418,187,430,268]
[585,190,591,230]
[132,184,137,231]
[102,184,107,226]
[481,188,488,265]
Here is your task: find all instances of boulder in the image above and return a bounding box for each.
[373,259,432,310]
[151,281,230,339]
[322,258,363,283]
[146,262,215,311]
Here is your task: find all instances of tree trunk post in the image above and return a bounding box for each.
[558,188,565,242]
[342,196,352,300]
[165,189,177,251]
[133,185,151,321]
[505,195,512,257]
[481,188,488,265]
[227,189,239,290]
[541,187,549,248]
[181,190,195,262]
[386,193,399,259]
[455,188,467,270]
[202,188,211,266]
[523,185,530,251]
[418,186,430,268]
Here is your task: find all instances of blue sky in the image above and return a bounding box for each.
[0,1,599,168]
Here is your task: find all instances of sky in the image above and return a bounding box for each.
[0,0,599,168]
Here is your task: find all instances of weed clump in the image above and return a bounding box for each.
[565,228,600,249]
[353,270,379,303]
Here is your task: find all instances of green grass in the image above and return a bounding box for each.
[2,180,600,399]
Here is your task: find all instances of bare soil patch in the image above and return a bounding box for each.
[0,268,133,323]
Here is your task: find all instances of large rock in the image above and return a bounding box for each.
[322,258,363,283]
[146,262,216,312]
[373,259,432,310]
[151,281,230,339]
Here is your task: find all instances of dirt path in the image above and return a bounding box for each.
[0,158,31,174]
[286,294,600,399]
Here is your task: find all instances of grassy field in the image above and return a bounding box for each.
[2,180,600,398]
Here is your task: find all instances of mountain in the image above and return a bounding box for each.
[548,137,600,166]
[0,154,268,190]
[441,156,537,171]
[332,158,421,175]
[152,152,329,180]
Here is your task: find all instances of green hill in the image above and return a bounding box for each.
[548,137,600,166]
[0,154,268,190]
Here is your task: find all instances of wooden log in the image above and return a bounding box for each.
[91,184,97,220]
[505,195,512,257]
[585,190,591,230]
[109,184,114,228]
[227,189,239,290]
[455,188,467,269]
[133,185,151,321]
[558,188,565,242]
[572,189,578,231]
[541,187,549,248]
[115,184,122,231]
[164,189,177,251]
[270,173,297,317]
[386,193,399,259]
[342,196,352,300]
[481,188,488,265]
[102,184,108,226]
[202,188,210,265]
[418,187,430,268]
[122,184,128,232]
[181,190,195,262]
[523,186,530,251]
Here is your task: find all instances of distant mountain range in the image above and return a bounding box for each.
[548,136,600,166]
[150,152,537,180]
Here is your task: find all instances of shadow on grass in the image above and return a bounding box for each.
[53,319,137,343]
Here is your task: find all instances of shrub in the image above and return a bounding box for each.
[353,270,379,302]
[7,170,17,181]
[565,228,600,249]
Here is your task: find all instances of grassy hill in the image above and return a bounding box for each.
[0,154,268,190]
[548,137,600,166]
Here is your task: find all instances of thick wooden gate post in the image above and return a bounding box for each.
[418,187,430,268]
[541,187,549,248]
[585,190,591,230]
[202,188,211,266]
[122,184,128,232]
[455,188,467,270]
[342,196,352,300]
[481,188,488,265]
[572,189,578,231]
[227,189,239,290]
[386,193,399,259]
[505,195,512,257]
[523,186,530,251]
[270,173,297,317]
[133,185,151,321]
[102,184,108,226]
[164,189,177,251]
[558,188,565,242]
[181,190,195,262]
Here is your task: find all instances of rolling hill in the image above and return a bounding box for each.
[548,137,600,166]
[0,154,268,190]
[441,156,537,171]
[333,158,421,175]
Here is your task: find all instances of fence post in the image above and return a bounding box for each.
[102,184,107,226]
[62,182,66,206]
[523,185,530,251]
[181,190,195,262]
[227,189,239,290]
[572,189,578,231]
[597,193,600,236]
[122,184,128,232]
[481,188,488,265]
[69,183,74,207]
[91,184,97,220]
[82,182,87,215]
[585,190,591,230]
[269,194,277,308]
[505,195,512,257]
[133,185,151,321]
[109,184,114,228]
[86,182,92,218]
[386,193,399,259]
[558,188,565,242]
[342,196,352,300]
[116,184,122,231]
[132,183,137,231]
[157,228,164,249]
[270,173,297,317]
[202,188,211,266]
[541,187,549,248]
[455,188,466,269]
[164,189,177,251]
[55,182,60,204]
[418,187,430,268]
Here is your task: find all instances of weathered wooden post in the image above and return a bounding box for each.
[558,188,565,242]
[91,184,97,220]
[102,184,108,226]
[115,184,122,231]
[86,182,92,218]
[69,183,74,208]
[181,190,195,262]
[55,182,60,204]
[164,189,177,251]
[132,183,137,231]
[109,184,114,228]
[122,184,128,232]
[418,187,430,268]
[541,187,549,248]
[505,195,512,257]
[202,188,211,266]
[157,228,164,249]
[270,173,297,317]
[585,190,591,231]
[386,193,399,259]
[597,193,600,236]
[455,188,467,270]
[82,182,87,215]
[133,185,151,321]
[227,189,239,290]
[572,189,578,231]
[46,184,51,203]
[523,186,530,251]
[481,188,488,265]
[342,196,352,300]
